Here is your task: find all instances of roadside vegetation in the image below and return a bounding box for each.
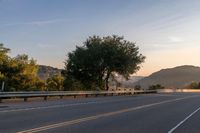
[148,84,165,90]
[0,44,42,91]
[64,35,145,91]
[0,43,64,91]
[186,82,200,89]
[0,35,145,91]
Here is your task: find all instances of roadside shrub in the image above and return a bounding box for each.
[149,84,164,90]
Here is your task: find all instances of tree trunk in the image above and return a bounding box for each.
[105,71,110,91]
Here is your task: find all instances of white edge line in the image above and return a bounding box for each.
[168,106,200,133]
[0,96,143,113]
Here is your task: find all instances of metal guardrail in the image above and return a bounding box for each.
[0,90,157,102]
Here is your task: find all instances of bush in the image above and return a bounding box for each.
[149,84,164,90]
[187,82,200,89]
[134,85,142,90]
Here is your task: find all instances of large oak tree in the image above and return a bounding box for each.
[64,35,145,90]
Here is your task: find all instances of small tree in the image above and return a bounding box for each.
[187,82,200,89]
[0,44,44,91]
[134,85,142,90]
[8,54,39,91]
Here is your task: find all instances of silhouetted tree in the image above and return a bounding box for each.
[64,35,145,90]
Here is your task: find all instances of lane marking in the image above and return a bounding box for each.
[151,94,176,97]
[0,94,175,113]
[168,106,200,133]
[0,101,100,113]
[17,95,199,133]
[0,96,142,113]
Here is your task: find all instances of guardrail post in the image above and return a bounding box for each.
[44,96,47,101]
[1,81,4,92]
[24,97,28,102]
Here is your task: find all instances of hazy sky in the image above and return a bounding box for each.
[1,0,200,76]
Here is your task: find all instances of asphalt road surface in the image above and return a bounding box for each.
[0,93,200,133]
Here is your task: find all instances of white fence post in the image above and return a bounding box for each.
[1,81,4,92]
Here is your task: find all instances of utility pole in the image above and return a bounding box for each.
[1,81,4,92]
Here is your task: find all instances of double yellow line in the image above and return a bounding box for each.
[18,95,199,133]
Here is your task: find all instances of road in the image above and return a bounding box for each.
[0,93,200,133]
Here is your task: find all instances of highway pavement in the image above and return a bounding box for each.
[0,93,200,133]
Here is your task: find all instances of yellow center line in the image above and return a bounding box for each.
[18,95,199,133]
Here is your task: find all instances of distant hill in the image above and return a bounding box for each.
[135,65,200,89]
[119,76,144,87]
[37,65,144,84]
[37,65,63,80]
[109,75,144,88]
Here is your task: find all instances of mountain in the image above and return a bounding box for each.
[37,65,144,84]
[135,65,200,89]
[109,75,144,88]
[37,65,63,80]
[119,76,144,87]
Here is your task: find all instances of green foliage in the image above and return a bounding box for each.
[63,77,86,91]
[5,54,41,91]
[34,79,46,91]
[0,43,10,62]
[149,84,164,90]
[0,44,11,76]
[134,85,142,90]
[64,35,145,90]
[46,74,64,91]
[187,82,200,89]
[0,44,45,91]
